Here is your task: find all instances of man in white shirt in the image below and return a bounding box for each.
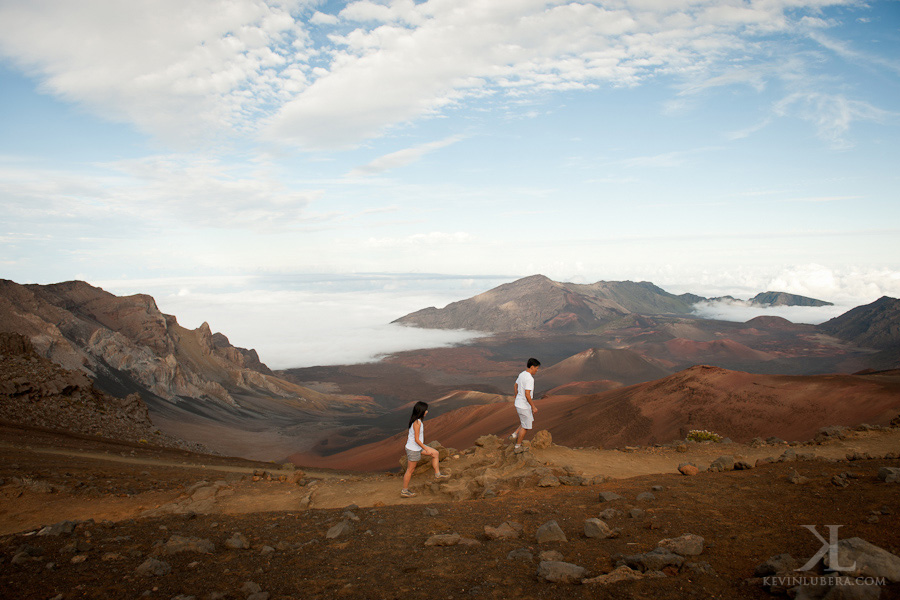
[510,358,541,449]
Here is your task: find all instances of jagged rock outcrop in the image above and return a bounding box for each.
[0,332,204,451]
[0,279,361,411]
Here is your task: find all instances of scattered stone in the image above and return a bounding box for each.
[583,519,614,539]
[484,522,520,540]
[779,449,797,462]
[658,534,704,557]
[225,532,249,549]
[241,582,262,595]
[506,548,533,561]
[651,485,664,491]
[342,511,360,522]
[599,508,622,520]
[537,560,585,584]
[754,553,799,577]
[629,508,645,519]
[135,558,170,577]
[425,533,461,547]
[708,456,735,472]
[684,561,716,576]
[598,492,623,502]
[326,521,353,540]
[458,537,481,547]
[832,474,850,488]
[621,547,684,572]
[558,475,585,486]
[535,520,567,543]
[260,545,275,554]
[877,467,900,483]
[163,535,214,555]
[636,492,656,501]
[590,475,608,485]
[36,520,78,537]
[734,460,754,470]
[756,457,775,467]
[531,430,552,449]
[788,469,809,485]
[678,463,700,476]
[422,507,439,516]
[538,475,560,487]
[70,554,87,564]
[540,550,564,561]
[583,565,644,585]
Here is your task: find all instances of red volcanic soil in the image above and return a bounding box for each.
[290,366,900,472]
[663,338,774,362]
[544,379,622,396]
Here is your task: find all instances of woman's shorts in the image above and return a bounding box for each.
[406,448,422,462]
[516,407,534,429]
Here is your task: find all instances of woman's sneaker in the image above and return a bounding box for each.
[400,489,416,498]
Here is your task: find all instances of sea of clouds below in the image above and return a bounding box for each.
[96,269,899,369]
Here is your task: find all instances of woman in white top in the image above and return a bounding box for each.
[401,401,449,498]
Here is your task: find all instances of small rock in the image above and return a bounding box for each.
[628,508,645,519]
[754,553,799,576]
[832,474,849,488]
[423,507,439,517]
[788,469,809,485]
[506,548,533,561]
[583,565,644,585]
[599,508,622,520]
[708,455,734,472]
[583,518,613,539]
[537,560,585,584]
[326,521,353,540]
[651,485,664,492]
[225,532,249,549]
[598,492,623,502]
[877,467,900,483]
[538,475,560,488]
[241,582,262,595]
[485,522,520,540]
[135,558,170,577]
[734,460,754,470]
[535,520,567,543]
[678,463,699,476]
[636,492,656,501]
[658,534,704,557]
[684,561,716,576]
[540,550,564,561]
[425,533,461,547]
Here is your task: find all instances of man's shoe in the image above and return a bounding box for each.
[400,489,416,498]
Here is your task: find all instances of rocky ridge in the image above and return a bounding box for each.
[0,332,204,452]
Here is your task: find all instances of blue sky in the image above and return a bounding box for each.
[1,0,899,366]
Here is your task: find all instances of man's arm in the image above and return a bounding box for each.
[525,389,538,413]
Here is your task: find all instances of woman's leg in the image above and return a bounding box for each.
[402,460,417,489]
[429,450,441,475]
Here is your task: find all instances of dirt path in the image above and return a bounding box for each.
[2,428,898,536]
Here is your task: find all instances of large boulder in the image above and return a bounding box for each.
[825,537,900,582]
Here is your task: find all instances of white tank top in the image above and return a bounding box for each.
[406,419,423,451]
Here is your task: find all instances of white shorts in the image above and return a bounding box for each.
[516,407,534,430]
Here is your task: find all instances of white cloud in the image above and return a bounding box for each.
[0,0,876,151]
[345,134,465,177]
[365,231,474,249]
[690,299,848,324]
[0,0,315,146]
[774,92,891,148]
[0,154,324,232]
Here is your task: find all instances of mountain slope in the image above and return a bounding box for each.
[393,275,695,333]
[818,296,900,350]
[538,347,671,391]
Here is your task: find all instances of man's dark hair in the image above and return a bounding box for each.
[527,358,541,368]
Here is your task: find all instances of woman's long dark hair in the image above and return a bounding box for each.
[408,401,428,428]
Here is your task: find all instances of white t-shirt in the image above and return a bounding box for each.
[406,419,423,451]
[514,370,535,410]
